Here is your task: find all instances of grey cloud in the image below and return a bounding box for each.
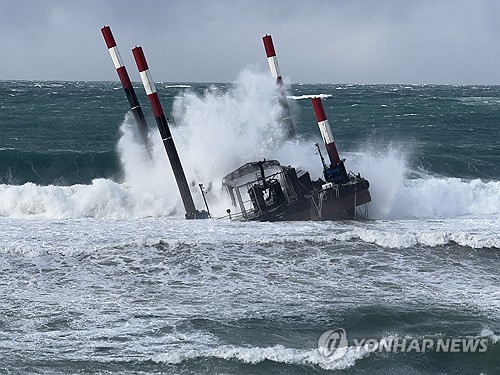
[1,0,500,84]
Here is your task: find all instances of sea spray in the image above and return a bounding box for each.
[2,80,499,375]
[344,144,409,219]
[1,76,500,220]
[171,70,285,175]
[345,144,500,220]
[116,112,178,211]
[118,69,323,216]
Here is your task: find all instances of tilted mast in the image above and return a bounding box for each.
[262,34,296,139]
[101,26,153,159]
[132,46,207,219]
[311,97,348,183]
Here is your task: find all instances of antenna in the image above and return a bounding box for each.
[315,143,327,171]
[198,184,211,218]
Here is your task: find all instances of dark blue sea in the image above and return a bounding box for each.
[0,77,499,374]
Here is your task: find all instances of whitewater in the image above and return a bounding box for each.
[0,75,499,374]
[1,73,499,222]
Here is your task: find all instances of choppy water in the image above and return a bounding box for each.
[0,77,499,374]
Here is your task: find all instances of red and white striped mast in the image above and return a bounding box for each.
[132,46,202,219]
[101,26,152,159]
[311,97,341,166]
[262,34,296,139]
[311,97,348,183]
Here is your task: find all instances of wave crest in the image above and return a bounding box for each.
[150,344,368,370]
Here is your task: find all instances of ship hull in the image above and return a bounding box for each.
[246,182,371,222]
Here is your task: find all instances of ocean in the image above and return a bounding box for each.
[0,75,499,374]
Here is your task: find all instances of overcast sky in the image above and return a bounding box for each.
[2,0,500,84]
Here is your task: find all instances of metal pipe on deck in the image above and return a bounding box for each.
[101,26,153,159]
[262,34,296,139]
[132,46,203,220]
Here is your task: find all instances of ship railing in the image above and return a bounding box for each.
[222,169,291,220]
[217,207,258,221]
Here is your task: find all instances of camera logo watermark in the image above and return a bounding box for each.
[318,328,489,360]
[318,328,349,360]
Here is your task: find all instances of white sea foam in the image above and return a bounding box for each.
[164,84,192,88]
[0,215,498,320]
[344,146,500,220]
[0,71,499,225]
[115,69,320,217]
[288,93,332,100]
[0,179,175,219]
[341,221,500,249]
[480,328,499,343]
[150,344,369,370]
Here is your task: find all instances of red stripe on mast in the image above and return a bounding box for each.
[263,35,276,58]
[132,46,149,72]
[116,66,132,89]
[101,25,116,49]
[149,93,164,117]
[326,143,342,166]
[312,97,327,122]
[311,97,341,166]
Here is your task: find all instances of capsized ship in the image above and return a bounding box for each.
[222,97,371,221]
[101,27,370,221]
[221,35,371,221]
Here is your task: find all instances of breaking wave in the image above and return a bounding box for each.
[288,93,332,100]
[343,226,499,249]
[149,344,366,371]
[1,149,498,222]
[0,70,499,225]
[345,147,500,220]
[164,84,192,88]
[144,327,499,370]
